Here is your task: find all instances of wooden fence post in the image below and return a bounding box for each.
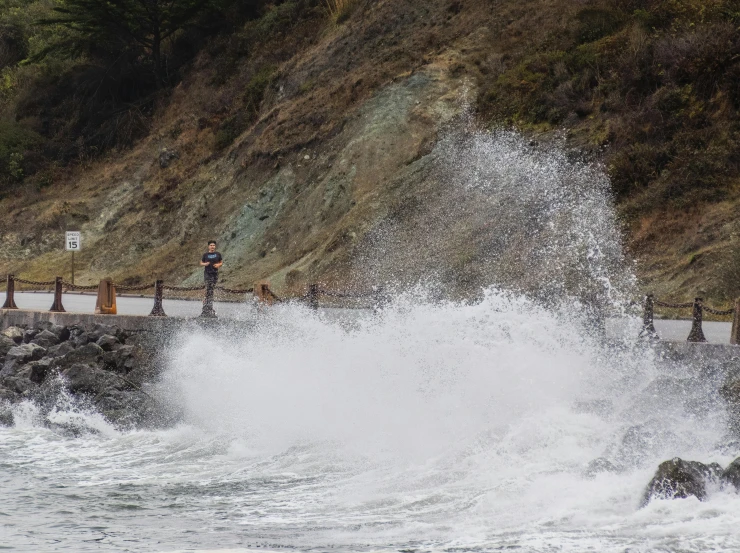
[639,293,658,339]
[49,276,65,313]
[2,275,18,309]
[94,279,117,314]
[253,281,273,306]
[687,296,707,342]
[731,297,740,345]
[149,280,166,317]
[308,284,319,310]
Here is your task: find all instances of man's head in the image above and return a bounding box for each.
[208,240,216,252]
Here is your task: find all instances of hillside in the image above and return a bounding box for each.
[1,0,739,303]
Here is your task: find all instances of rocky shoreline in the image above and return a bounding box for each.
[0,321,165,429]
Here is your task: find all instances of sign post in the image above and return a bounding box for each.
[65,231,81,284]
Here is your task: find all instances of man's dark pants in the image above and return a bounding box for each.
[203,273,218,316]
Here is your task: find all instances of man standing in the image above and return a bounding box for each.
[200,240,223,317]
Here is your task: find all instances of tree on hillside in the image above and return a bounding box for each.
[42,0,217,86]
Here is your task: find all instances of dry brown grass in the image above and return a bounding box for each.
[324,0,357,26]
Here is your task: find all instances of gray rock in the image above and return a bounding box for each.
[2,343,47,375]
[58,343,104,369]
[31,330,60,349]
[641,458,722,507]
[721,457,740,490]
[96,334,120,352]
[0,403,13,426]
[2,327,24,344]
[0,386,16,403]
[61,363,124,395]
[0,375,35,395]
[0,335,16,358]
[28,358,53,384]
[102,345,136,373]
[22,329,39,344]
[45,342,75,359]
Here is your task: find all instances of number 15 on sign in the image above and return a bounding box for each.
[66,231,81,251]
[66,231,81,284]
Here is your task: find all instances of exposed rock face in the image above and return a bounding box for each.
[642,458,724,506]
[0,321,162,428]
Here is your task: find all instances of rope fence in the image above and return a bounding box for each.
[640,293,740,345]
[0,274,388,319]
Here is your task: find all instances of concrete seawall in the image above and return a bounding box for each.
[1,308,180,332]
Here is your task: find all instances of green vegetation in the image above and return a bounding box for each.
[0,0,324,192]
[478,0,740,211]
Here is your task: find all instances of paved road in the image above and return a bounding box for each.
[0,292,735,343]
[0,291,254,319]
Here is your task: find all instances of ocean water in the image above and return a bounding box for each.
[1,294,738,552]
[2,129,739,552]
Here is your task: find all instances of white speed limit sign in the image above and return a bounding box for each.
[65,231,81,251]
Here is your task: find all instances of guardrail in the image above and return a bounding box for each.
[640,293,740,345]
[0,275,386,318]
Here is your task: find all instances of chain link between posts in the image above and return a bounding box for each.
[14,278,56,287]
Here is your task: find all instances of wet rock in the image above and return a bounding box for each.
[45,342,75,359]
[61,363,125,395]
[641,458,722,506]
[102,345,137,374]
[0,375,36,395]
[0,335,16,357]
[31,330,60,349]
[58,343,104,369]
[0,386,17,403]
[721,457,740,490]
[96,334,120,352]
[0,407,12,426]
[90,323,126,342]
[2,343,47,375]
[28,358,53,384]
[1,327,24,344]
[584,457,619,478]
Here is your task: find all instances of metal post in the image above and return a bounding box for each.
[2,275,18,309]
[149,280,166,316]
[687,296,707,343]
[731,298,740,345]
[639,293,658,340]
[71,251,75,285]
[49,276,65,313]
[308,284,319,310]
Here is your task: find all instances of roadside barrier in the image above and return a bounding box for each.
[640,293,740,344]
[0,274,385,319]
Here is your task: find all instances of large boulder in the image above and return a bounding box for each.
[60,363,125,395]
[1,343,46,376]
[641,458,722,507]
[0,335,16,358]
[96,334,120,352]
[102,345,136,374]
[57,343,104,370]
[2,327,24,344]
[33,321,68,341]
[31,330,60,349]
[721,457,740,490]
[44,342,75,360]
[28,358,53,384]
